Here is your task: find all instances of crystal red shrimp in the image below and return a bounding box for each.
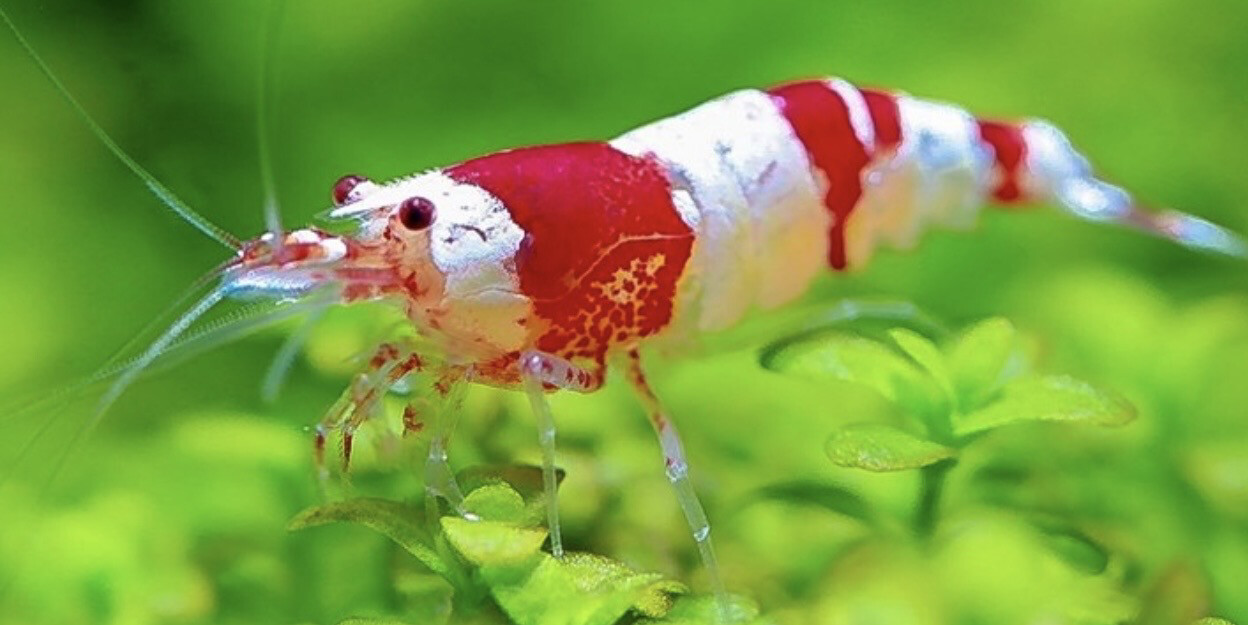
[7,1,1244,609]
[234,79,1244,600]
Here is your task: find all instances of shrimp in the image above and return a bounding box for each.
[3,3,1244,617]
[273,82,1246,599]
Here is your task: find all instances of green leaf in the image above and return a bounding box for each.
[440,482,548,568]
[461,482,528,524]
[946,317,1025,410]
[763,331,942,417]
[457,466,562,526]
[742,480,877,527]
[825,423,956,472]
[440,516,547,567]
[641,593,765,624]
[336,618,412,625]
[888,328,955,403]
[394,572,453,625]
[1181,440,1248,518]
[1045,530,1109,575]
[483,552,686,625]
[953,374,1135,437]
[458,464,563,503]
[1027,518,1110,575]
[288,498,447,577]
[1191,619,1236,625]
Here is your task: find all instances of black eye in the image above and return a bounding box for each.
[332,174,369,206]
[397,196,436,230]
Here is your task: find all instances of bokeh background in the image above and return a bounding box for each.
[1,1,1246,623]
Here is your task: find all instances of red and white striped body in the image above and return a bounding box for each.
[610,80,1007,336]
[319,77,1229,388]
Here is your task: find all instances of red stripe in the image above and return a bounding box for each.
[977,120,1028,203]
[446,142,694,363]
[860,88,903,152]
[769,80,873,270]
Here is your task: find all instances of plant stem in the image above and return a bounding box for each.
[916,461,953,539]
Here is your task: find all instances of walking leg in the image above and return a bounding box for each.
[420,366,471,515]
[622,348,728,618]
[518,350,602,557]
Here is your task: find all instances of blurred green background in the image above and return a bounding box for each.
[1,1,1246,623]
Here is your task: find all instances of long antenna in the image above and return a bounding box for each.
[95,287,230,421]
[0,5,241,250]
[257,0,288,243]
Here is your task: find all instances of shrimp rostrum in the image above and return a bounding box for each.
[15,24,1246,604]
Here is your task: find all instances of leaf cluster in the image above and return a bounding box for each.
[288,475,763,625]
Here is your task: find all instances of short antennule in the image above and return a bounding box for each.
[1021,120,1246,258]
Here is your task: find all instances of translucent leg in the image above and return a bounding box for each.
[343,353,424,468]
[521,369,564,556]
[314,344,423,481]
[519,351,603,558]
[421,367,470,516]
[315,370,376,490]
[623,348,729,620]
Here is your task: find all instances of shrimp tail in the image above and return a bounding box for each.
[1003,120,1246,258]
